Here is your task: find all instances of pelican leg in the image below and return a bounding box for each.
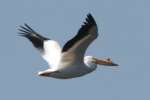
[38,70,60,77]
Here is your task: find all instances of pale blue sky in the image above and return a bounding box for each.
[0,0,150,100]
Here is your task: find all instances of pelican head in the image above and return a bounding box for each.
[84,56,119,70]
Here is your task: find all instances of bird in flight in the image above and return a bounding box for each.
[18,13,118,79]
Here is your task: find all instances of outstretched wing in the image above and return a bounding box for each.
[62,13,98,62]
[18,24,61,68]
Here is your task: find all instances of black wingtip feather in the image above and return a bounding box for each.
[18,23,49,50]
[62,13,98,52]
[86,13,97,25]
[24,23,36,33]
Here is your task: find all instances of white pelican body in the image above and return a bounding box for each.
[19,14,118,79]
[39,40,97,79]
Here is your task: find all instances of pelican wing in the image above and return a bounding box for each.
[62,14,98,62]
[18,24,61,68]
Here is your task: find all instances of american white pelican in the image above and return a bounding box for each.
[19,13,118,79]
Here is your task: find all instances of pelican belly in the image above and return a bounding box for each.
[49,63,92,79]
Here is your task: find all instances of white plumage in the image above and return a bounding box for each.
[19,13,118,79]
[42,40,61,68]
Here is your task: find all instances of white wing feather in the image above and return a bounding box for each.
[42,40,61,68]
[62,26,97,64]
[61,14,98,65]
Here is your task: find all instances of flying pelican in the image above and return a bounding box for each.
[18,13,118,79]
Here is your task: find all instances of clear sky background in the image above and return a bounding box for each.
[0,0,149,100]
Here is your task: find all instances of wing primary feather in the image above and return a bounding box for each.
[62,13,98,52]
[18,23,49,51]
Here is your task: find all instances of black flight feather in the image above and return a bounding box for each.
[62,13,97,52]
[18,23,49,51]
